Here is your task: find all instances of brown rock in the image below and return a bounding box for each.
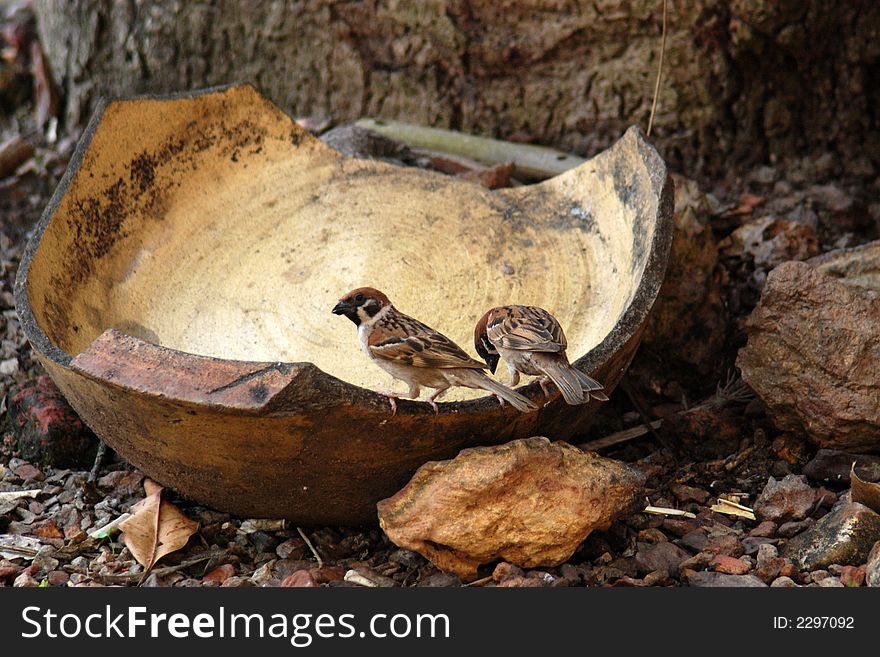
[754,475,816,523]
[275,538,307,560]
[770,576,799,588]
[13,463,44,482]
[710,555,750,575]
[686,572,767,588]
[720,216,819,268]
[635,541,691,578]
[749,521,777,538]
[704,534,744,558]
[777,518,814,538]
[47,570,69,586]
[738,247,880,451]
[783,503,880,571]
[203,563,236,584]
[670,483,710,505]
[311,566,346,584]
[866,541,880,587]
[7,376,99,468]
[838,565,865,587]
[803,449,880,485]
[281,570,319,588]
[377,437,645,580]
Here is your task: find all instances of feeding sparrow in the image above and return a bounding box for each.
[332,287,538,414]
[474,305,609,405]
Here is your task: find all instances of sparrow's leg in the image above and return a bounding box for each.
[506,362,521,387]
[426,386,450,414]
[377,390,400,415]
[538,376,554,399]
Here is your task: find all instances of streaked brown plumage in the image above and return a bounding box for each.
[332,288,537,414]
[474,305,609,405]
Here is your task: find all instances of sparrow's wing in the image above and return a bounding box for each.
[486,305,568,353]
[369,314,486,370]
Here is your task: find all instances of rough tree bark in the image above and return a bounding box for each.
[33,0,880,179]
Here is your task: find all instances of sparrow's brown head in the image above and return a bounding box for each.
[332,287,391,326]
[474,309,500,374]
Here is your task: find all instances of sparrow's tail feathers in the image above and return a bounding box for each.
[541,361,585,405]
[573,369,609,401]
[541,361,608,404]
[472,373,538,412]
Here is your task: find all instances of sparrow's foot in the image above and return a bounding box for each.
[426,387,449,415]
[377,390,399,415]
[538,376,554,399]
[494,394,506,407]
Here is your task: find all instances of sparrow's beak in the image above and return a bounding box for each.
[332,300,352,315]
[485,352,500,374]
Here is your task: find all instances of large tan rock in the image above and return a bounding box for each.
[377,437,645,580]
[737,242,880,450]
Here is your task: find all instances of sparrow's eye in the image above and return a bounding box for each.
[355,293,365,303]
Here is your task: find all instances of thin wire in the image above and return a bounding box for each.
[647,0,668,137]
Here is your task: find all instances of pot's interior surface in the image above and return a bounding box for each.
[25,87,656,402]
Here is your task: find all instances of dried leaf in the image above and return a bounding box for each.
[0,534,42,560]
[119,479,198,571]
[710,498,756,520]
[851,463,880,514]
[643,505,697,519]
[0,489,41,502]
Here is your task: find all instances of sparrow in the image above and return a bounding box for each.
[332,287,538,414]
[474,305,609,405]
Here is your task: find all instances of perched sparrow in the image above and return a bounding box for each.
[332,287,538,414]
[474,305,609,405]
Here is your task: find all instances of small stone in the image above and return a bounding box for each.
[46,570,69,586]
[0,564,24,581]
[742,537,777,556]
[7,376,99,468]
[710,555,750,575]
[770,576,799,588]
[777,518,815,538]
[203,564,235,584]
[643,569,671,587]
[686,572,767,587]
[804,449,880,484]
[838,565,865,587]
[13,463,44,482]
[756,543,779,565]
[220,576,254,588]
[749,521,777,538]
[754,475,816,523]
[818,577,844,587]
[670,483,710,505]
[678,530,708,553]
[0,357,19,375]
[492,562,524,582]
[866,541,880,587]
[389,549,425,569]
[635,541,691,577]
[140,573,167,587]
[704,534,743,557]
[783,503,880,571]
[417,572,462,587]
[662,519,698,537]
[281,570,318,588]
[311,566,346,584]
[275,538,307,560]
[637,528,668,544]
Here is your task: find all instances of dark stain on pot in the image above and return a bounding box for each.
[250,383,269,403]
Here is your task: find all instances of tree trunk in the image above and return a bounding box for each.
[33,0,880,180]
